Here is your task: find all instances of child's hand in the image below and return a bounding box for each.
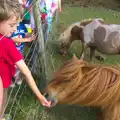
[27,33,36,42]
[39,95,51,107]
[58,8,62,12]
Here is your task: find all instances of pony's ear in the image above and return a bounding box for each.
[72,54,78,60]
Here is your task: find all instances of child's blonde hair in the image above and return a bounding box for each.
[0,0,23,21]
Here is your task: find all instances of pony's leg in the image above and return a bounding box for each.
[95,54,106,61]
[90,47,95,63]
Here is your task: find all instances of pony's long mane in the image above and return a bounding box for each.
[52,59,120,108]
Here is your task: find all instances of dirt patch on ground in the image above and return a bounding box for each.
[62,0,120,11]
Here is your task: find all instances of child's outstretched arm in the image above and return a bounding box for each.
[15,59,51,107]
[0,77,3,115]
[12,33,36,43]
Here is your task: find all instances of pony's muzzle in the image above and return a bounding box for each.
[59,49,67,56]
[43,92,57,107]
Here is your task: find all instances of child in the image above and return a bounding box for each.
[10,21,34,54]
[10,20,36,86]
[25,0,35,31]
[10,0,36,86]
[0,0,51,119]
[21,0,35,33]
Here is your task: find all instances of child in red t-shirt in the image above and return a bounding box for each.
[0,0,51,119]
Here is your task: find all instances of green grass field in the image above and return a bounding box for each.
[8,6,120,120]
[47,6,120,78]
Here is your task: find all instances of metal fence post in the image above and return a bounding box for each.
[33,0,47,90]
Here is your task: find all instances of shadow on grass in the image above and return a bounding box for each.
[40,105,97,120]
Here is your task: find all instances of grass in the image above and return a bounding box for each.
[8,6,120,120]
[47,6,120,76]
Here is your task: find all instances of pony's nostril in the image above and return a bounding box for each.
[44,93,49,99]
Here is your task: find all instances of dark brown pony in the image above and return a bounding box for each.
[44,55,120,120]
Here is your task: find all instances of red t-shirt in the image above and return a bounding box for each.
[0,34,23,88]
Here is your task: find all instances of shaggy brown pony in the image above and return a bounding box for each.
[44,55,120,120]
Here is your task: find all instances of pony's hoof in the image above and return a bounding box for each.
[95,55,106,61]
